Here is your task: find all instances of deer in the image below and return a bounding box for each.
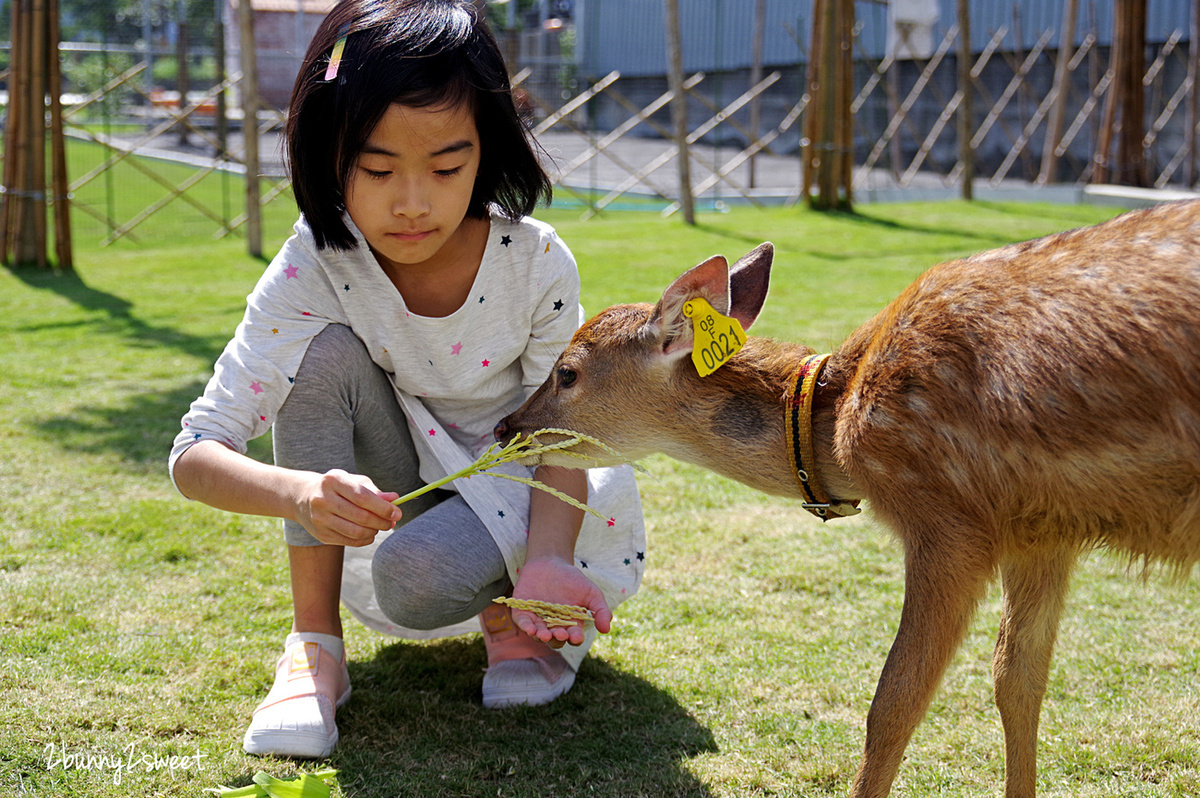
[494,199,1200,798]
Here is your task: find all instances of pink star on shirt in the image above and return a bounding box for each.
[451,342,463,355]
[428,429,436,436]
[284,264,299,279]
[250,381,264,395]
[608,517,616,527]
[481,359,490,367]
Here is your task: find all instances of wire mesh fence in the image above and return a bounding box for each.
[1,0,1197,251]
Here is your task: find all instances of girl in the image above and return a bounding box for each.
[169,0,644,759]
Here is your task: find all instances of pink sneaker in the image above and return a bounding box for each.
[479,603,575,709]
[242,638,351,758]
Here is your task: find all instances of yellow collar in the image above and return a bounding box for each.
[784,354,861,521]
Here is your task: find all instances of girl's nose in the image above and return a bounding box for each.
[391,178,431,218]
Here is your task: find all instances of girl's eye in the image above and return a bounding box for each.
[362,168,390,179]
[435,166,463,178]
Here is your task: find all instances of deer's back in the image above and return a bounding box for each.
[833,201,1200,570]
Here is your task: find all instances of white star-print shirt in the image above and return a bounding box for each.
[169,213,645,669]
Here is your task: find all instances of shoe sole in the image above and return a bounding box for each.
[481,669,576,710]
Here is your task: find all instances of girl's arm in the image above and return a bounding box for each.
[173,439,402,547]
[511,465,613,645]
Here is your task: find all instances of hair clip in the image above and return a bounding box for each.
[324,34,348,82]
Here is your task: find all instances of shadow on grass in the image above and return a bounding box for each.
[324,637,719,797]
[8,268,267,470]
[8,265,229,363]
[694,202,1072,262]
[33,380,274,471]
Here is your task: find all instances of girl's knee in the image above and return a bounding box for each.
[371,519,506,630]
[372,532,461,629]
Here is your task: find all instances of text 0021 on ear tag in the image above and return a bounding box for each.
[683,297,746,377]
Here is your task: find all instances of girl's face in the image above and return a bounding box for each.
[344,102,482,272]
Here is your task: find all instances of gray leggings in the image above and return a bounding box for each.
[273,324,510,630]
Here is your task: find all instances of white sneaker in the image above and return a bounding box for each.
[479,603,577,709]
[242,638,351,758]
[482,655,576,709]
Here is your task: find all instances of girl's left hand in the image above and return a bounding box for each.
[510,556,612,648]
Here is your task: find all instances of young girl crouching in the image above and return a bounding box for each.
[169,0,644,759]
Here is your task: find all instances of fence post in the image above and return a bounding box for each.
[177,0,192,146]
[1095,0,1148,186]
[238,0,263,257]
[664,0,695,224]
[1,0,70,269]
[803,0,853,211]
[47,0,72,270]
[1188,0,1199,187]
[0,0,25,264]
[748,0,766,188]
[956,0,973,200]
[1039,0,1078,184]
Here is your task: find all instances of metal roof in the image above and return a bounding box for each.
[575,0,1192,78]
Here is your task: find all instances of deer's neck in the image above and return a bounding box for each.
[668,338,859,504]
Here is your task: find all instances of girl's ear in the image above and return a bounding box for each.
[650,255,730,357]
[727,242,773,332]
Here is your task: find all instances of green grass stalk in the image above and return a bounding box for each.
[391,428,643,521]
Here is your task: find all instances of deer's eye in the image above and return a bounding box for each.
[558,367,577,388]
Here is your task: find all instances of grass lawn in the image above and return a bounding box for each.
[3,199,1199,797]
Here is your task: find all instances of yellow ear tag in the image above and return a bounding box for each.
[682,296,746,377]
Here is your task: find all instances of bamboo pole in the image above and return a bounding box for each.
[801,0,823,204]
[1123,0,1148,186]
[747,0,766,188]
[177,0,191,146]
[1,0,68,268]
[214,0,229,162]
[238,0,263,256]
[13,0,38,265]
[1039,0,1078,184]
[816,0,836,204]
[664,0,695,224]
[956,0,973,200]
[1188,0,1199,187]
[804,0,853,210]
[0,0,25,262]
[47,0,72,270]
[836,0,853,203]
[29,0,49,269]
[1096,0,1148,186]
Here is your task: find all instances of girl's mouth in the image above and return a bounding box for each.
[389,230,433,242]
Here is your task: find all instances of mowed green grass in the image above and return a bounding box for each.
[3,196,1199,797]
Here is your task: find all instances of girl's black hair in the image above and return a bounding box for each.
[286,0,553,251]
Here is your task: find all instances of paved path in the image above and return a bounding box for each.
[80,119,1186,212]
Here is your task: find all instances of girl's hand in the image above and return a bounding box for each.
[511,556,613,647]
[293,468,403,547]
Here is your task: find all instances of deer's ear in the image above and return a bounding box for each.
[653,255,730,356]
[728,242,772,332]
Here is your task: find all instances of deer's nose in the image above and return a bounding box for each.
[493,418,509,442]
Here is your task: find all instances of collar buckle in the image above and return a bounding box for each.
[800,501,862,519]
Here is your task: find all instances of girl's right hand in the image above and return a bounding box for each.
[294,469,403,547]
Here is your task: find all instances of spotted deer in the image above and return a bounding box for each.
[495,200,1200,798]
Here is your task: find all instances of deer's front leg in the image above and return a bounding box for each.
[849,531,996,798]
